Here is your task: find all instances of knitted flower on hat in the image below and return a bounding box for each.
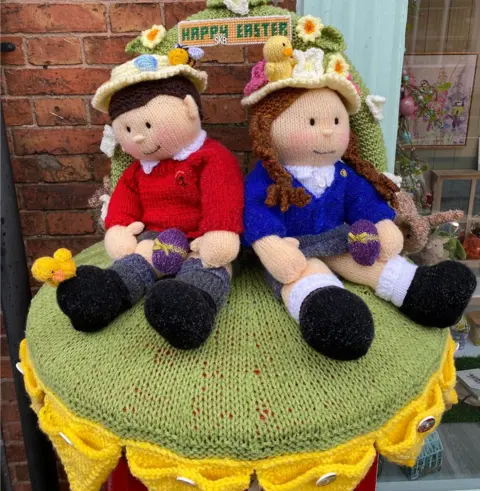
[141,25,166,49]
[244,60,268,96]
[296,15,324,43]
[293,48,325,79]
[327,53,349,77]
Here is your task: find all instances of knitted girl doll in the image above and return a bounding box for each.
[57,54,244,350]
[242,45,475,361]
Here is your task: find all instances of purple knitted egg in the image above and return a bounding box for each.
[348,220,380,266]
[152,228,190,276]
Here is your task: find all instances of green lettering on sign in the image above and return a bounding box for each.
[237,24,243,38]
[191,27,200,40]
[210,25,218,39]
[244,23,253,38]
[220,25,229,37]
[271,23,278,36]
[279,22,288,36]
[254,23,261,38]
[182,28,190,41]
[262,23,270,36]
[200,26,209,39]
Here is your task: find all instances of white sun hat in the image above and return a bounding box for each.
[92,54,208,114]
[242,48,361,114]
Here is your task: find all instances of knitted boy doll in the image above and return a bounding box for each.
[242,44,476,361]
[57,54,244,350]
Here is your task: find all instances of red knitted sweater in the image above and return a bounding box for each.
[105,138,244,237]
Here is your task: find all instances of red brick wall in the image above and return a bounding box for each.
[0,1,295,489]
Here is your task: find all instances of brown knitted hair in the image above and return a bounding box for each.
[108,76,203,121]
[343,132,399,209]
[250,88,399,213]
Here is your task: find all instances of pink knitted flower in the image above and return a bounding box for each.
[244,60,268,96]
[347,74,361,96]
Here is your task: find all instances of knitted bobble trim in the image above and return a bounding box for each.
[19,337,457,491]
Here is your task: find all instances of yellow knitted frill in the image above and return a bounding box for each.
[19,337,457,491]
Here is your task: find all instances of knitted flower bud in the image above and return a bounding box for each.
[152,229,190,276]
[348,220,380,266]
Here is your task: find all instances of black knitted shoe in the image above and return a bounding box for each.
[144,279,217,350]
[400,261,476,328]
[299,286,374,361]
[57,265,132,333]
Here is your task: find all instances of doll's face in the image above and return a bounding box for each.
[271,88,350,167]
[112,94,201,162]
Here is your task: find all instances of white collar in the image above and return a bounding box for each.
[139,160,160,175]
[285,164,336,199]
[174,129,207,161]
[140,130,207,175]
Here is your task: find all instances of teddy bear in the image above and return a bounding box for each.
[241,41,476,361]
[57,54,244,350]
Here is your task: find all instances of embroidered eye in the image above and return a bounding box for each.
[334,117,339,125]
[126,126,131,133]
[283,43,286,47]
[310,118,316,126]
[146,122,151,129]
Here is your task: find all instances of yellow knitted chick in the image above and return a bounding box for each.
[263,36,295,82]
[31,248,76,287]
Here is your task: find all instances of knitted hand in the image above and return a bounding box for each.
[191,231,240,268]
[253,235,307,284]
[104,222,145,260]
[376,220,404,262]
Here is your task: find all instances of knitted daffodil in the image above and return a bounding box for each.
[141,25,166,49]
[296,15,324,43]
[327,53,350,78]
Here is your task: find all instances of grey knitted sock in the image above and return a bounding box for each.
[176,258,231,309]
[265,270,283,299]
[110,253,157,305]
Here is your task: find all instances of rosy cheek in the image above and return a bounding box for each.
[291,131,313,146]
[338,131,350,148]
[152,127,172,145]
[121,140,139,156]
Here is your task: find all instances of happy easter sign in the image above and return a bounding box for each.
[178,15,292,47]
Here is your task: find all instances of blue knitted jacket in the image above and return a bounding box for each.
[243,160,396,246]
